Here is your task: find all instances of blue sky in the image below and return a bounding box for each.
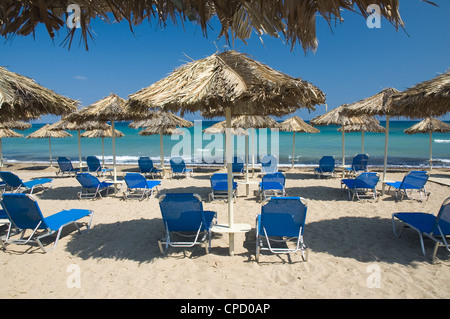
[0,1,449,123]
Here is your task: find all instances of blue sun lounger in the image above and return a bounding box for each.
[209,173,238,202]
[344,154,369,177]
[259,172,286,202]
[314,156,336,178]
[341,172,379,201]
[158,193,217,254]
[392,197,450,262]
[0,171,52,194]
[123,173,161,200]
[169,157,193,178]
[138,157,162,179]
[86,156,113,177]
[385,171,429,201]
[256,197,308,262]
[75,173,114,199]
[56,157,81,177]
[232,156,245,176]
[0,193,93,252]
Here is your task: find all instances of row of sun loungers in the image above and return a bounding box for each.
[0,154,445,261]
[0,188,447,262]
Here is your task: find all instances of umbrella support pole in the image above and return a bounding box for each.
[226,107,235,256]
[381,116,390,195]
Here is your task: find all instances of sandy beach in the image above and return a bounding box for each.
[0,162,448,299]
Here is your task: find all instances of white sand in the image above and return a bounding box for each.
[0,163,449,299]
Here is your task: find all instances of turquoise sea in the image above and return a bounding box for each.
[2,120,450,168]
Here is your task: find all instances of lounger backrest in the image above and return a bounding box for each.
[138,157,153,173]
[402,171,429,189]
[76,173,100,188]
[0,193,47,230]
[262,172,285,187]
[57,157,74,171]
[232,157,244,173]
[159,193,204,232]
[261,197,307,237]
[86,156,101,171]
[354,172,379,188]
[261,155,278,173]
[319,156,335,172]
[352,154,369,171]
[124,173,148,189]
[170,157,186,172]
[0,171,22,187]
[432,197,450,236]
[210,173,231,190]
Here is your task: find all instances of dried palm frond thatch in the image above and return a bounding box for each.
[65,93,127,123]
[26,124,72,139]
[404,117,450,135]
[337,118,385,133]
[0,120,32,130]
[81,128,124,138]
[50,119,110,131]
[388,70,450,118]
[0,1,408,51]
[129,111,193,130]
[310,104,368,127]
[0,127,23,139]
[279,116,319,133]
[127,50,325,118]
[0,66,77,121]
[340,88,400,117]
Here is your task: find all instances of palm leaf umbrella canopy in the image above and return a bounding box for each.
[26,124,72,167]
[404,117,450,170]
[129,111,193,168]
[65,93,128,181]
[310,104,370,167]
[0,1,405,51]
[388,70,450,118]
[127,50,325,256]
[81,126,124,166]
[50,118,110,170]
[0,66,77,121]
[337,117,385,153]
[0,126,23,166]
[1,120,32,130]
[279,116,320,168]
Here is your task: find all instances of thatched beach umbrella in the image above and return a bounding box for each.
[1,120,32,130]
[81,126,124,166]
[26,124,72,167]
[337,118,386,153]
[50,119,110,170]
[342,87,414,193]
[389,70,450,118]
[130,111,193,168]
[65,94,128,181]
[0,1,404,52]
[404,117,450,170]
[310,104,368,167]
[127,50,325,255]
[0,66,77,121]
[279,116,320,168]
[0,127,23,166]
